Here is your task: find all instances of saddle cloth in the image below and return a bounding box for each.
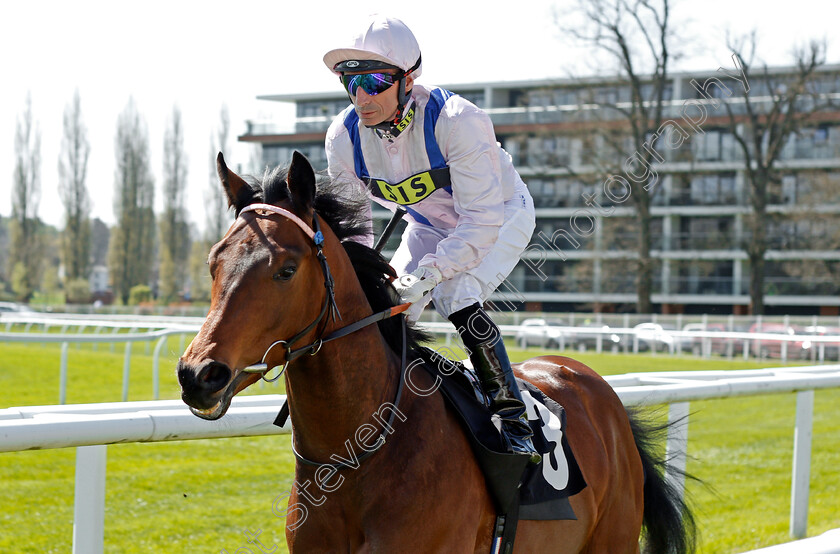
[414,347,587,520]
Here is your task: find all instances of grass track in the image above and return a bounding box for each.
[1,340,838,552]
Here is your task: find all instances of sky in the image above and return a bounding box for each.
[2,0,839,234]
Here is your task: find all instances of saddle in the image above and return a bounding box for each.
[413,346,587,519]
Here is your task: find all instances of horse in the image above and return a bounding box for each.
[177,151,696,553]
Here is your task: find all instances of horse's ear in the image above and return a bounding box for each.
[286,151,315,214]
[217,152,252,212]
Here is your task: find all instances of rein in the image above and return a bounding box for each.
[235,203,411,470]
[238,203,409,381]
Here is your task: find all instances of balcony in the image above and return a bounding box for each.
[765,277,839,297]
[672,231,738,251]
[521,274,594,294]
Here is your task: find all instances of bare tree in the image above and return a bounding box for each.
[186,104,231,304]
[558,0,675,313]
[206,104,230,243]
[721,36,829,314]
[0,217,9,288]
[158,105,191,304]
[10,92,43,302]
[188,240,211,303]
[58,89,92,285]
[108,98,156,305]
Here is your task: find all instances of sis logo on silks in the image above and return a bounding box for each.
[369,165,452,206]
[372,171,438,205]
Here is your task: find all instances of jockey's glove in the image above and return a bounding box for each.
[393,266,443,304]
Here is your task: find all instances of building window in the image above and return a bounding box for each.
[459,91,485,108]
[690,175,715,204]
[720,173,736,202]
[601,216,638,251]
[526,89,553,107]
[782,175,797,205]
[601,259,637,294]
[765,260,839,296]
[502,138,521,166]
[296,100,348,120]
[553,88,579,107]
[678,216,734,250]
[692,130,721,161]
[640,82,673,101]
[263,144,327,171]
[675,260,733,295]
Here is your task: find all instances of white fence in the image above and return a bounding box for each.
[746,529,840,553]
[0,329,194,403]
[2,365,839,553]
[4,313,840,407]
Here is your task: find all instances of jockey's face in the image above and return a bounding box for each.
[345,70,413,127]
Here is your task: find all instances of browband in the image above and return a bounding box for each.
[239,203,318,242]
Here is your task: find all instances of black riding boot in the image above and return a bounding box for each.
[449,304,542,464]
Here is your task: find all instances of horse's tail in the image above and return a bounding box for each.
[627,408,698,554]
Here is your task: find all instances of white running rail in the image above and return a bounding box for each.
[2,365,840,553]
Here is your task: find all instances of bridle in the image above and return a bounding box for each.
[237,203,409,381]
[234,203,411,470]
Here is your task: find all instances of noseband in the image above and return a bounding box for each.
[236,203,409,381]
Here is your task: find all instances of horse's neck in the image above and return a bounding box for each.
[284,299,402,459]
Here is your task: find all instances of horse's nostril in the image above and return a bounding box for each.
[199,361,232,393]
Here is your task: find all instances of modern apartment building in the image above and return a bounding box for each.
[239,66,840,315]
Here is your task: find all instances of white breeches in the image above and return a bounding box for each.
[390,192,535,321]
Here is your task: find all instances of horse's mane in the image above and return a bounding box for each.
[247,165,431,354]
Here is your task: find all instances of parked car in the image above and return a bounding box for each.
[569,322,622,352]
[0,302,34,314]
[686,323,748,357]
[683,323,713,354]
[633,323,677,352]
[804,325,840,359]
[515,318,567,349]
[749,323,812,360]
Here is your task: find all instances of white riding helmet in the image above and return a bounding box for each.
[323,15,422,78]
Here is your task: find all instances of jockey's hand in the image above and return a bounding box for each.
[393,266,443,304]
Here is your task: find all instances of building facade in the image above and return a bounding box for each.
[240,66,840,315]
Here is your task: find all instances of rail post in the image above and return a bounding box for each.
[72,445,107,554]
[60,342,69,404]
[122,343,132,402]
[790,390,814,539]
[152,335,168,400]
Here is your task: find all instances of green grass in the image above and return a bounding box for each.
[1,340,839,553]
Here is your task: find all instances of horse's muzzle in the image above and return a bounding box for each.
[177,359,232,410]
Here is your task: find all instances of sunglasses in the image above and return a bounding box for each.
[340,73,397,96]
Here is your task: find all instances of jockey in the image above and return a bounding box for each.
[323,15,539,463]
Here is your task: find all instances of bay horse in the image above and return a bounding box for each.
[177,152,695,553]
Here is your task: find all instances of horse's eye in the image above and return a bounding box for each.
[273,265,297,281]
